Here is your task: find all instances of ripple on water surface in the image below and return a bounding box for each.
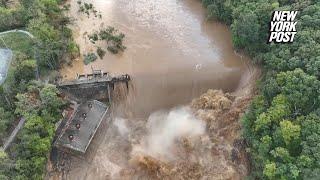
[63,0,252,116]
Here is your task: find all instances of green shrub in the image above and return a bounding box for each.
[77,0,101,18]
[0,7,27,32]
[203,0,320,179]
[67,42,80,59]
[89,26,126,54]
[83,53,97,65]
[97,47,106,59]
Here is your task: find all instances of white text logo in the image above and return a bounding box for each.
[268,11,298,43]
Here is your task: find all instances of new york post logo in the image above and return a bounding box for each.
[268,11,298,43]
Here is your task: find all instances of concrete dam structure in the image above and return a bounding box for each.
[57,70,130,102]
[54,70,130,154]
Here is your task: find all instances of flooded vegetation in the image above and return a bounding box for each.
[62,0,253,117]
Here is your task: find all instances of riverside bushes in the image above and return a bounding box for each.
[88,26,126,54]
[83,52,97,65]
[97,47,106,59]
[3,0,79,70]
[202,0,320,179]
[12,82,65,180]
[0,7,27,31]
[0,0,75,179]
[77,0,101,18]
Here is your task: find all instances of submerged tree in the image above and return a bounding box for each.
[77,0,102,18]
[83,53,97,65]
[97,47,106,59]
[88,26,126,54]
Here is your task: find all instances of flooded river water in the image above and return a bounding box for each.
[54,0,257,179]
[61,0,252,118]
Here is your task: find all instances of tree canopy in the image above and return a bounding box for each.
[202,0,320,179]
[0,0,70,179]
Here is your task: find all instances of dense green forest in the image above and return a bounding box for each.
[1,0,319,179]
[0,0,75,179]
[0,0,79,69]
[202,0,320,179]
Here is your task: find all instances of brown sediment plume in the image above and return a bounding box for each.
[191,89,234,110]
[60,0,252,118]
[48,86,256,180]
[118,89,254,180]
[121,154,204,180]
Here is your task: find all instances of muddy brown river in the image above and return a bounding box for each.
[53,1,257,179]
[61,0,252,117]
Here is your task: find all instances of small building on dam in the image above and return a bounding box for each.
[55,100,108,154]
[53,70,130,154]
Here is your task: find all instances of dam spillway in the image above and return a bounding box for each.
[57,71,130,102]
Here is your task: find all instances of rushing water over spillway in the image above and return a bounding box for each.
[62,0,251,117]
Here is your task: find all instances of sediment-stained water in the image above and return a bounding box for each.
[53,1,257,179]
[61,0,252,117]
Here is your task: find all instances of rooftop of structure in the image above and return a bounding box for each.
[55,100,108,153]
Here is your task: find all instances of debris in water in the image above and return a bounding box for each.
[192,89,233,110]
[195,63,202,71]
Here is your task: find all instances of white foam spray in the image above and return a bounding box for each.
[113,117,130,137]
[132,106,206,160]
